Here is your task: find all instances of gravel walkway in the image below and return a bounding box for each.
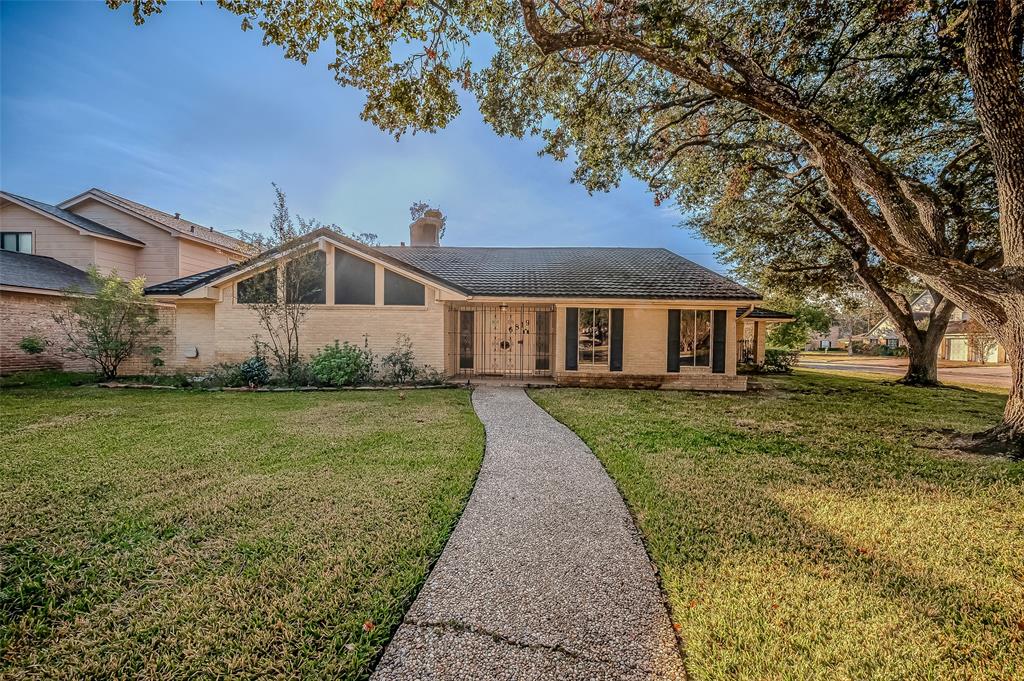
[372,387,687,680]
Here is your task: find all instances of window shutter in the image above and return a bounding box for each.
[564,307,578,371]
[667,309,680,373]
[712,309,727,373]
[610,308,624,372]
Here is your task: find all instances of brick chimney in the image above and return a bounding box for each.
[409,209,443,247]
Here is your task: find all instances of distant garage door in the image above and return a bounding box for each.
[948,337,968,361]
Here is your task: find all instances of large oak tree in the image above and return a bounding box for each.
[110,0,1023,453]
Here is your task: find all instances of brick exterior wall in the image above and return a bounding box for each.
[0,290,175,375]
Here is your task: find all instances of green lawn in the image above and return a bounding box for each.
[531,372,1023,680]
[1,383,483,679]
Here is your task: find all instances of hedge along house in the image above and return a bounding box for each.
[146,211,774,390]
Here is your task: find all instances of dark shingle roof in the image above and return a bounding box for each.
[144,263,239,295]
[146,236,760,301]
[740,306,796,320]
[376,247,760,300]
[0,250,96,293]
[1,192,144,245]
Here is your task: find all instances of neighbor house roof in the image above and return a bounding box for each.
[0,250,95,293]
[59,188,252,254]
[1,191,144,245]
[376,246,761,300]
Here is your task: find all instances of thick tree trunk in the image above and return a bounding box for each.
[953,309,1024,457]
[901,333,941,386]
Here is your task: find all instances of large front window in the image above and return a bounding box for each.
[680,310,712,367]
[578,308,610,367]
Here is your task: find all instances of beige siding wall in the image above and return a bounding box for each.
[179,239,240,277]
[93,239,138,277]
[69,199,180,284]
[0,203,97,270]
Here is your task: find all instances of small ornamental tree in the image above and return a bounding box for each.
[965,319,999,364]
[238,185,326,383]
[52,267,166,379]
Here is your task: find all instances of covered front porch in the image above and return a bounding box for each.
[444,303,557,380]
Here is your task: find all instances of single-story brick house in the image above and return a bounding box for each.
[145,210,786,390]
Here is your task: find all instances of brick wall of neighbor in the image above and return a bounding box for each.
[0,291,175,375]
[553,303,744,390]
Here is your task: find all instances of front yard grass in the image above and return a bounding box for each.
[531,371,1023,680]
[0,383,483,679]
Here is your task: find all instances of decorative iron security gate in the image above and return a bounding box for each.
[447,304,556,379]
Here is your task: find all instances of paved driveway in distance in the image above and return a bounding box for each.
[372,387,687,680]
[800,357,1010,390]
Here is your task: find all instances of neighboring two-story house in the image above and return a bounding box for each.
[0,189,250,372]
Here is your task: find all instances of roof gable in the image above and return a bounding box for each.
[58,188,251,255]
[145,228,469,298]
[0,192,144,245]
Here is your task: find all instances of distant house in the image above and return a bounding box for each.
[0,189,251,372]
[807,324,849,351]
[862,291,1006,363]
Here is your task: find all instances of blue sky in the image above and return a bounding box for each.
[1,1,728,272]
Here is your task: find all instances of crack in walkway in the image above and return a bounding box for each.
[372,387,687,680]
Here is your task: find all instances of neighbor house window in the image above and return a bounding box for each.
[236,268,278,304]
[886,338,899,349]
[285,250,326,304]
[334,250,375,305]
[384,270,425,305]
[680,310,712,367]
[1,232,31,253]
[578,308,610,367]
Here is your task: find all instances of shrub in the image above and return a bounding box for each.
[758,348,800,374]
[379,334,418,384]
[200,363,247,388]
[309,341,374,386]
[417,365,447,385]
[18,336,47,355]
[239,355,271,387]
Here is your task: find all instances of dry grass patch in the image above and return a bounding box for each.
[531,371,1023,680]
[0,383,483,679]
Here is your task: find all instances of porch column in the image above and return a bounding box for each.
[755,321,767,365]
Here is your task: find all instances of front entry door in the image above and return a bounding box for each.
[486,307,530,375]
